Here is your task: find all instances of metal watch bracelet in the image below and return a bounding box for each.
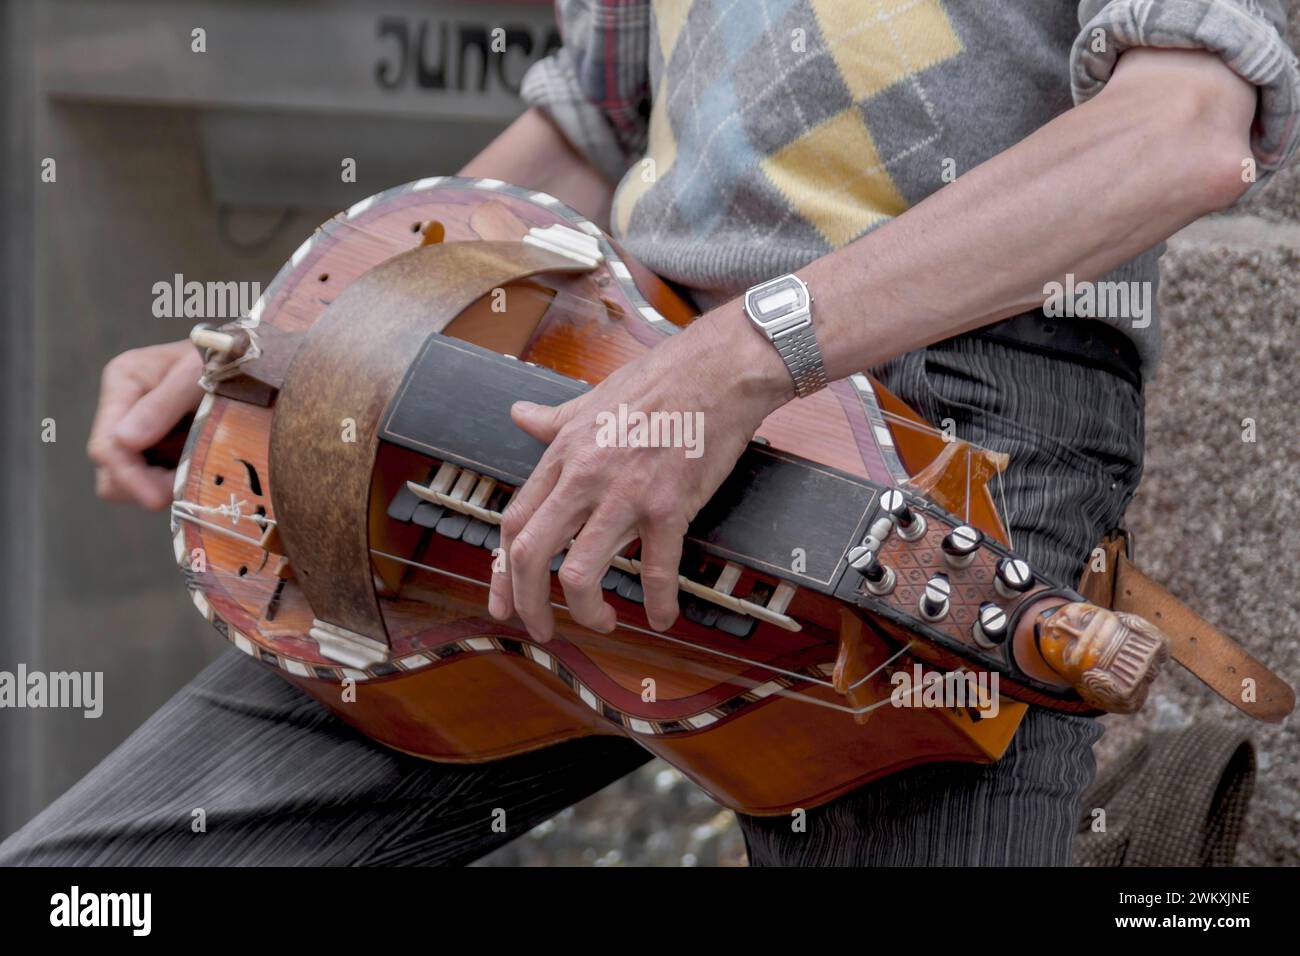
[773,320,828,398]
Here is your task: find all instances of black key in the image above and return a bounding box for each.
[716,611,756,639]
[682,595,720,628]
[484,527,501,552]
[461,519,490,548]
[412,501,445,529]
[435,513,470,538]
[550,552,566,573]
[386,485,422,522]
[601,568,626,591]
[616,574,645,604]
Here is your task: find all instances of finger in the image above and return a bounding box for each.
[87,361,148,466]
[510,400,567,445]
[637,523,685,632]
[488,457,562,621]
[558,508,637,633]
[489,396,578,619]
[130,465,178,512]
[95,467,127,502]
[509,487,591,643]
[114,358,204,451]
[94,447,174,511]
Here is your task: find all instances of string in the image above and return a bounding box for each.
[965,444,972,526]
[176,521,912,710]
[996,468,1015,551]
[194,525,914,704]
[182,546,944,717]
[176,515,983,715]
[171,508,265,547]
[173,499,274,528]
[372,548,914,709]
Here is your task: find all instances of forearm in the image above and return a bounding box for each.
[710,49,1260,400]
[458,107,615,226]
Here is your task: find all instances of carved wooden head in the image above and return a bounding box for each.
[1036,602,1169,714]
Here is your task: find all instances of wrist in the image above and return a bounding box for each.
[698,299,797,413]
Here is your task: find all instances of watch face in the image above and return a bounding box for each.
[747,276,808,326]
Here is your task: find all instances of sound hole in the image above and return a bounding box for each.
[237,459,264,497]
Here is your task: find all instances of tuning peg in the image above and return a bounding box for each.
[972,602,1009,648]
[941,525,983,569]
[847,545,895,596]
[880,489,926,541]
[919,574,951,621]
[994,557,1034,599]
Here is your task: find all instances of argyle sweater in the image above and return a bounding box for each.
[521,0,1300,375]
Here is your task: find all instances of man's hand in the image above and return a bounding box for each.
[487,308,792,641]
[88,340,204,511]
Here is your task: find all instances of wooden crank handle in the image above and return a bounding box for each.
[191,324,251,358]
[1026,600,1170,714]
[143,413,195,471]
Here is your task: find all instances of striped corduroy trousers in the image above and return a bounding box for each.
[0,333,1143,866]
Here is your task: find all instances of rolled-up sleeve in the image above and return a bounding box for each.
[1071,0,1300,197]
[521,0,652,184]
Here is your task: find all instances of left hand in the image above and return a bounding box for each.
[487,306,792,641]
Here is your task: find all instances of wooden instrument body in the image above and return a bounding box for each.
[171,179,1089,815]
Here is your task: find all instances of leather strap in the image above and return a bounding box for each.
[1079,532,1294,723]
[971,311,1143,392]
[268,241,593,645]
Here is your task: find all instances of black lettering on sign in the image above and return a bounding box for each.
[376,17,408,89]
[458,25,490,92]
[375,17,561,96]
[416,21,448,90]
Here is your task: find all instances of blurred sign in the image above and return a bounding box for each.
[41,0,559,122]
[39,0,564,207]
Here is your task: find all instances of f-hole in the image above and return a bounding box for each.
[236,459,264,497]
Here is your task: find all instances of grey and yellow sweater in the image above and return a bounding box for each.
[522,0,1300,375]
